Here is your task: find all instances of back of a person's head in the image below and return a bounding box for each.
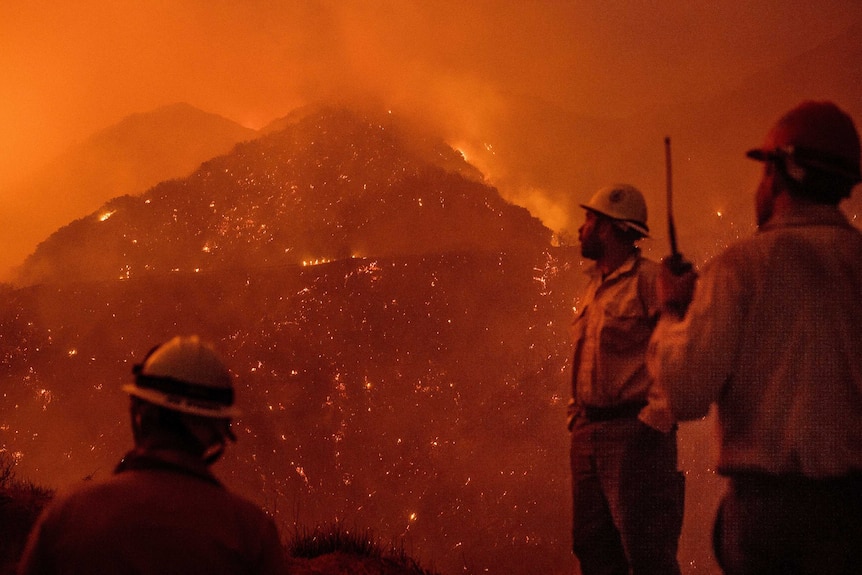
[130,396,204,452]
[792,167,855,205]
[125,336,240,458]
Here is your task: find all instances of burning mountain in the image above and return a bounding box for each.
[1,106,589,574]
[0,106,722,574]
[17,107,546,286]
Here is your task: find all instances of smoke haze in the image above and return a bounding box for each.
[1,3,862,572]
[3,2,861,236]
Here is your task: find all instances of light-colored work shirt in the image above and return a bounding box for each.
[649,204,862,478]
[571,252,675,433]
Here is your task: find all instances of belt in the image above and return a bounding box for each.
[582,401,646,422]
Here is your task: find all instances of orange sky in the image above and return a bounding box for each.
[1,6,860,568]
[3,1,858,179]
[1,0,861,274]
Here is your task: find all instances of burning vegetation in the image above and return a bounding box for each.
[1,107,588,574]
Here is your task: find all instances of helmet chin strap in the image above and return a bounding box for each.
[131,409,145,444]
[129,396,235,465]
[202,438,227,465]
[185,417,234,465]
[774,153,808,196]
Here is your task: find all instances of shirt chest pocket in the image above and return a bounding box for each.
[596,299,654,353]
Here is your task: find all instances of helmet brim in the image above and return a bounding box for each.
[123,384,241,419]
[580,205,650,238]
[746,146,861,183]
[746,148,772,162]
[617,220,650,238]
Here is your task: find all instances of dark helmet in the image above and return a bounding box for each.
[746,101,861,188]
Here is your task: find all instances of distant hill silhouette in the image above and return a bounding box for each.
[17,107,548,285]
[0,103,256,281]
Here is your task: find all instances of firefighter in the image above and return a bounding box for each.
[650,100,862,574]
[568,184,684,575]
[18,335,287,575]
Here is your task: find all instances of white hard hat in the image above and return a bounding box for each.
[580,184,649,237]
[124,335,240,419]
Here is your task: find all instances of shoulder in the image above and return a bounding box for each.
[24,478,117,540]
[635,256,661,277]
[703,235,765,278]
[630,255,660,289]
[215,486,278,529]
[613,253,660,284]
[634,257,661,310]
[44,478,117,509]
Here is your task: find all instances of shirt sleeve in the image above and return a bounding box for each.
[648,254,746,421]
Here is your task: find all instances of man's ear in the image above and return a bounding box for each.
[595,217,614,240]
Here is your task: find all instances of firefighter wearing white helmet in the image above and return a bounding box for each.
[579,183,650,237]
[124,335,241,459]
[19,335,286,575]
[649,101,862,573]
[568,184,683,575]
[126,334,241,420]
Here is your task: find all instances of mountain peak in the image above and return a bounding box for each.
[17,106,550,285]
[1,105,259,282]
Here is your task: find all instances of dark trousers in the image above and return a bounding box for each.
[570,416,684,575]
[714,473,862,575]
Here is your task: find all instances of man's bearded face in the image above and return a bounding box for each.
[579,210,605,261]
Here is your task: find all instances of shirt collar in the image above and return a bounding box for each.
[115,447,222,486]
[584,250,641,283]
[759,204,855,233]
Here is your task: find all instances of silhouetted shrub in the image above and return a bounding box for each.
[0,452,54,575]
[287,522,441,575]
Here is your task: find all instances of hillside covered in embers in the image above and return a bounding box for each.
[1,107,584,575]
